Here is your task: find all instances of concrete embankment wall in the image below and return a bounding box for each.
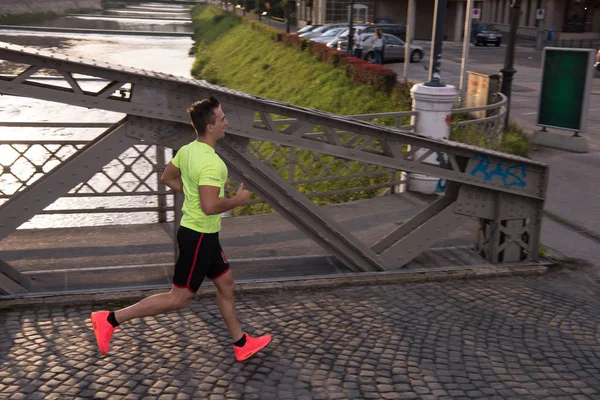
[0,0,103,17]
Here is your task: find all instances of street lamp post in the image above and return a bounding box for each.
[424,0,449,87]
[348,0,355,56]
[403,0,416,83]
[459,0,475,102]
[500,0,522,128]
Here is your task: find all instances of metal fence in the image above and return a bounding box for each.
[450,93,507,150]
[0,95,507,224]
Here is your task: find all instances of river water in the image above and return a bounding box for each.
[0,3,196,229]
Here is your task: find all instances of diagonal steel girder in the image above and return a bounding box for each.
[126,117,386,272]
[371,182,471,266]
[0,43,548,201]
[218,136,386,272]
[0,120,139,293]
[0,120,138,242]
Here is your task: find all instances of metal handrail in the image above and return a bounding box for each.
[1,96,507,222]
[451,93,508,114]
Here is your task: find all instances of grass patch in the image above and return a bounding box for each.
[191,5,242,45]
[499,122,529,158]
[450,119,530,158]
[192,22,407,114]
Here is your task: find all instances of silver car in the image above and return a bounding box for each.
[299,23,347,39]
[310,27,348,43]
[337,33,423,63]
[324,26,368,48]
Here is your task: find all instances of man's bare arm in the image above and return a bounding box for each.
[160,162,183,193]
[199,183,250,215]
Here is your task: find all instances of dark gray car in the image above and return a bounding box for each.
[472,23,502,47]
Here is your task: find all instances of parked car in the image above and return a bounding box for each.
[363,24,407,42]
[337,33,423,63]
[324,26,368,48]
[310,27,348,43]
[299,23,347,39]
[472,23,502,46]
[297,24,321,35]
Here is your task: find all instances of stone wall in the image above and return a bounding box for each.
[0,0,103,18]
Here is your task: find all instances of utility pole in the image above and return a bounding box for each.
[536,0,547,50]
[403,0,416,83]
[501,0,522,128]
[425,0,449,87]
[459,0,474,102]
[348,0,355,56]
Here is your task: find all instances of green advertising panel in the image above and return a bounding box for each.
[537,48,594,132]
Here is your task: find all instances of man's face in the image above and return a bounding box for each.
[208,105,228,140]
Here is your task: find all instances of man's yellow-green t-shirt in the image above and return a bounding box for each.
[172,141,228,233]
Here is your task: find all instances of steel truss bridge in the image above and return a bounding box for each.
[0,42,548,295]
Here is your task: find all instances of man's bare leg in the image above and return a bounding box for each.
[91,286,194,355]
[115,286,194,325]
[212,270,244,342]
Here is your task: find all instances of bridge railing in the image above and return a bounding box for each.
[450,93,507,150]
[0,100,518,223]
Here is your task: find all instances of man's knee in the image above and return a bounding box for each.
[172,296,191,310]
[218,279,235,299]
[169,290,193,310]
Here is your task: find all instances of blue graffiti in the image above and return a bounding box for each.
[435,179,447,192]
[434,154,448,192]
[469,154,527,188]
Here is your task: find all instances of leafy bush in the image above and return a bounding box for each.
[499,122,529,158]
[450,119,530,158]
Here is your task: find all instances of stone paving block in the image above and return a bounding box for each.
[2,278,600,399]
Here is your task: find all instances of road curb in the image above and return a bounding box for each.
[0,264,549,309]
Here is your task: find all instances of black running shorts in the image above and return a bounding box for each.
[173,226,230,293]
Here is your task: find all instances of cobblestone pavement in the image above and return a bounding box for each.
[1,273,600,400]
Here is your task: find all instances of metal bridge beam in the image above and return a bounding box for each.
[0,120,138,241]
[0,43,550,269]
[0,120,139,293]
[371,183,471,266]
[126,116,386,272]
[0,43,548,200]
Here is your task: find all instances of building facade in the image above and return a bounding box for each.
[296,0,600,42]
[482,0,600,40]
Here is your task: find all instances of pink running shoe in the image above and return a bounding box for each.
[91,311,118,355]
[234,334,272,361]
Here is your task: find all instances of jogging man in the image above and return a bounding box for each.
[91,96,271,361]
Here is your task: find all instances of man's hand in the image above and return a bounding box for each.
[236,183,250,206]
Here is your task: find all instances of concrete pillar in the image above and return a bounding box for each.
[454,1,466,42]
[318,0,326,24]
[528,0,537,27]
[408,83,459,194]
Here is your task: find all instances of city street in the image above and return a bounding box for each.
[388,40,600,151]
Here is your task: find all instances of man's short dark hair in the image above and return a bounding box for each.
[187,96,220,136]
